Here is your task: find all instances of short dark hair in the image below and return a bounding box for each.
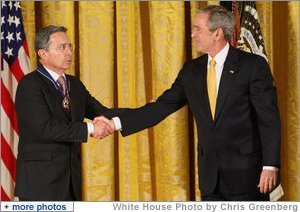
[35,25,67,54]
[197,5,235,41]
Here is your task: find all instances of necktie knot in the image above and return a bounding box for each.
[57,76,66,96]
[209,59,216,68]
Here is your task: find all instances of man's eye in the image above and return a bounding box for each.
[60,44,67,50]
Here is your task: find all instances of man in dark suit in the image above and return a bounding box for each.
[105,5,281,201]
[14,25,120,201]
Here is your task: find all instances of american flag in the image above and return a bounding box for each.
[1,1,31,201]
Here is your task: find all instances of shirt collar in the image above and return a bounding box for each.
[43,65,66,82]
[208,43,230,67]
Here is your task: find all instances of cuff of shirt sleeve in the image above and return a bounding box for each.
[86,122,94,137]
[112,117,122,131]
[263,166,279,171]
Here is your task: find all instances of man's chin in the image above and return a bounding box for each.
[64,64,72,70]
[195,46,204,52]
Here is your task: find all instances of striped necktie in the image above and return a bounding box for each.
[57,75,66,96]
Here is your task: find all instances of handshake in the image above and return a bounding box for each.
[90,116,116,139]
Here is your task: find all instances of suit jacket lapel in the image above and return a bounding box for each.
[37,69,71,120]
[37,69,63,101]
[194,55,212,124]
[214,46,239,122]
[68,76,76,121]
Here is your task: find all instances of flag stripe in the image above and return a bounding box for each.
[18,45,31,75]
[1,80,18,133]
[1,106,19,158]
[2,59,19,103]
[1,160,15,200]
[1,187,11,201]
[22,40,30,57]
[10,56,25,82]
[1,134,17,181]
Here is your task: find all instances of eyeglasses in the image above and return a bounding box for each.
[47,43,74,52]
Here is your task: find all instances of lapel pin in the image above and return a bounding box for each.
[229,70,234,74]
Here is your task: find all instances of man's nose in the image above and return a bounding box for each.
[191,32,194,38]
[191,30,196,38]
[65,48,73,55]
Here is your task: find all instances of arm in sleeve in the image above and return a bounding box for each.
[80,80,128,120]
[250,56,281,168]
[119,68,188,136]
[15,77,88,143]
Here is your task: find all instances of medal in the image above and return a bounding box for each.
[37,66,71,111]
[62,96,70,110]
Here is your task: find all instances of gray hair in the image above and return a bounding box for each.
[197,5,235,41]
[35,25,67,55]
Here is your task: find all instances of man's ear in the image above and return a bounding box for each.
[215,28,224,41]
[37,49,47,59]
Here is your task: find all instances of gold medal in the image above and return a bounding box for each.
[62,96,70,110]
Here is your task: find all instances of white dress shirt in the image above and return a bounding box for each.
[207,43,230,95]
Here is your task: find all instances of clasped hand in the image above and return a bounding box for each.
[91,116,115,139]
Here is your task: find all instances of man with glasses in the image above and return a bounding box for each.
[14,25,120,201]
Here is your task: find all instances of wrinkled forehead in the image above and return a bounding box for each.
[49,32,70,45]
[193,13,210,27]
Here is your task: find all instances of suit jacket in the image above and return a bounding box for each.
[14,66,121,200]
[119,46,281,196]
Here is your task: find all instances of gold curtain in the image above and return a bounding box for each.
[21,1,299,201]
